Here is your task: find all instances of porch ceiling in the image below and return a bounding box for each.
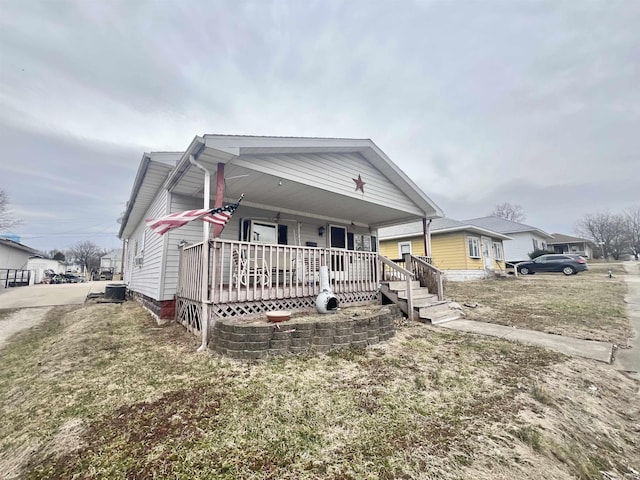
[171,161,424,228]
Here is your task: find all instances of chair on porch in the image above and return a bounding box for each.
[232,248,270,287]
[300,256,320,286]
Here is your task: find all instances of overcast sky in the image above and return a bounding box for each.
[1,0,638,252]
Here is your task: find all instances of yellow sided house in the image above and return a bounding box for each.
[378,217,511,280]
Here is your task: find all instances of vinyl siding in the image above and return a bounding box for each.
[504,232,549,263]
[126,189,168,300]
[379,237,427,259]
[432,233,471,270]
[233,152,421,214]
[162,200,378,298]
[380,232,505,272]
[0,244,30,270]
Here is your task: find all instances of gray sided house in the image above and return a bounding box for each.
[118,135,444,343]
[462,216,553,264]
[548,233,595,259]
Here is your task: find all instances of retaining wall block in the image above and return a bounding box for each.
[270,339,292,349]
[291,337,312,348]
[312,336,333,346]
[333,334,353,344]
[271,330,293,341]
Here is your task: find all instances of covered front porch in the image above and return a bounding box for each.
[176,237,446,339]
[176,239,380,334]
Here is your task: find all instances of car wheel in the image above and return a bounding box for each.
[519,266,530,275]
[562,266,576,275]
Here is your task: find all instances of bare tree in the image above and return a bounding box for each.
[576,211,628,260]
[0,189,21,232]
[490,202,526,222]
[624,206,640,261]
[67,241,105,273]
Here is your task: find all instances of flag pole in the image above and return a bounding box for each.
[190,155,211,352]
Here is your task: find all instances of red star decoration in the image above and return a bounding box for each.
[353,174,366,193]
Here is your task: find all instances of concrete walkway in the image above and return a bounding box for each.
[0,281,115,309]
[437,319,614,363]
[616,261,640,377]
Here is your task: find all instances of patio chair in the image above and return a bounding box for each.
[232,248,270,287]
[301,256,321,286]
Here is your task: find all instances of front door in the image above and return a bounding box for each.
[481,237,494,271]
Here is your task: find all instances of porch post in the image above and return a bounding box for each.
[422,218,432,258]
[190,155,211,352]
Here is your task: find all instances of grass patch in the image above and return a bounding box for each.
[446,265,630,344]
[531,384,555,406]
[510,426,543,452]
[0,302,638,479]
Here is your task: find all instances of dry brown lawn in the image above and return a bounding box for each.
[445,262,631,345]
[0,299,638,480]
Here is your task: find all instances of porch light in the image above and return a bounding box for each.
[318,226,325,237]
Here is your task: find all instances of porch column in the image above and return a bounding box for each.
[189,155,211,352]
[422,218,432,258]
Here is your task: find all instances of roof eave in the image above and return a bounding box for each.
[118,153,151,239]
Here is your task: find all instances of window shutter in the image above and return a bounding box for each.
[278,224,288,245]
[241,219,250,242]
[347,232,354,250]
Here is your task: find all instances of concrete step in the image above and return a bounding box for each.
[418,303,461,324]
[382,280,421,291]
[397,289,435,301]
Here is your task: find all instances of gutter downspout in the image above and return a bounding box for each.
[190,155,211,352]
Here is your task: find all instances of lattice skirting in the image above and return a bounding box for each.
[177,291,379,336]
[210,291,379,320]
[176,297,202,335]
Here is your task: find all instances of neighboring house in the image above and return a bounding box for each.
[26,255,66,283]
[0,237,37,287]
[462,216,554,263]
[118,135,444,333]
[100,249,123,274]
[379,217,511,280]
[548,233,595,258]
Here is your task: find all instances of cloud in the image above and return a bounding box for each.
[0,0,638,250]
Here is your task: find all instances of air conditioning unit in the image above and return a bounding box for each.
[134,256,144,266]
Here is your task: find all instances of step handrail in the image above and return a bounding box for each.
[410,255,444,301]
[378,254,415,319]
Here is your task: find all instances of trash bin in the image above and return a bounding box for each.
[104,284,126,301]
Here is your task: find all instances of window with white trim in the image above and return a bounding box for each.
[493,242,503,261]
[468,236,480,258]
[241,219,288,244]
[330,225,347,249]
[398,242,412,257]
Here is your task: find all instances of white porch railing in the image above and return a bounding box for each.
[177,239,380,321]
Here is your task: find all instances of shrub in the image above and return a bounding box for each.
[529,249,555,259]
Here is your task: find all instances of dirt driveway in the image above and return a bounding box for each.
[0,281,119,350]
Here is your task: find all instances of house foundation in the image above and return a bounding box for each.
[129,291,176,320]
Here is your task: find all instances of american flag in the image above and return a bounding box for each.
[146,195,243,236]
